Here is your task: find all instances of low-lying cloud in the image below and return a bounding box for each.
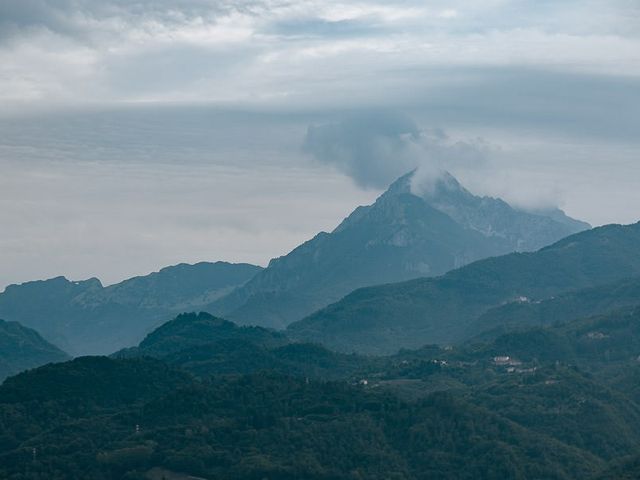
[303,112,492,189]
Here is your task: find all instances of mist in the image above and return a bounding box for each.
[1,0,639,288]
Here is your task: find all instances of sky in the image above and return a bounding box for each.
[1,0,639,289]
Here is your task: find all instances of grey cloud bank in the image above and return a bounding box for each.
[303,113,490,189]
[0,109,379,290]
[1,0,639,288]
[303,113,422,189]
[1,0,640,105]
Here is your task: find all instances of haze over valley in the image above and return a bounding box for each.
[2,1,640,479]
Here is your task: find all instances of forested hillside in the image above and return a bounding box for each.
[289,222,640,353]
[0,319,69,381]
[4,304,640,478]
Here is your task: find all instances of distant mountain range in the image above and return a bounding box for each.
[0,262,261,356]
[0,171,589,355]
[0,318,69,381]
[208,171,589,328]
[288,222,640,354]
[4,153,640,477]
[4,227,640,475]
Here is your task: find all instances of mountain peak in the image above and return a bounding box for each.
[383,169,474,204]
[208,170,589,329]
[381,169,590,250]
[415,170,475,202]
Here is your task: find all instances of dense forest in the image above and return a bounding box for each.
[3,307,640,479]
[2,0,637,477]
[3,211,640,480]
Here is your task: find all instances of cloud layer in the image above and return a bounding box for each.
[303,112,491,189]
[1,0,639,109]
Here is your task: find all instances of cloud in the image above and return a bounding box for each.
[0,1,229,41]
[2,104,640,291]
[2,0,640,288]
[303,112,492,189]
[0,107,379,290]
[405,66,640,142]
[1,0,639,110]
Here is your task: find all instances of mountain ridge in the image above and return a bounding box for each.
[0,261,262,356]
[288,221,640,354]
[210,171,589,328]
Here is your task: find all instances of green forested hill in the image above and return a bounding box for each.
[461,305,640,371]
[469,366,640,460]
[116,312,372,381]
[596,456,640,480]
[4,222,640,480]
[470,275,640,339]
[0,357,605,480]
[4,302,640,479]
[0,319,69,382]
[130,312,288,357]
[288,222,640,354]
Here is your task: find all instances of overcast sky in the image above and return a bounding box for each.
[1,0,639,289]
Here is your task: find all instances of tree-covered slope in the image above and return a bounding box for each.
[469,275,640,339]
[0,319,69,382]
[129,312,287,358]
[116,312,372,381]
[451,305,640,373]
[4,301,640,479]
[596,455,640,480]
[288,222,640,354]
[0,357,604,480]
[0,262,261,356]
[469,366,640,461]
